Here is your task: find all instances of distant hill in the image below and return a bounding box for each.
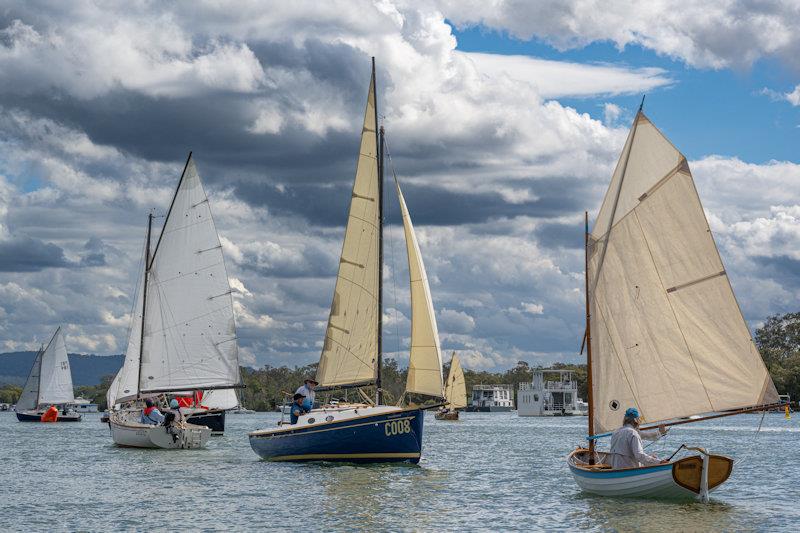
[0,352,124,386]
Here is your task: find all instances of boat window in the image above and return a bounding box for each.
[307,417,315,424]
[533,394,539,402]
[325,415,334,422]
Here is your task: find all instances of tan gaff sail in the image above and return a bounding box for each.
[588,112,779,434]
[397,183,444,398]
[443,353,467,409]
[316,69,380,388]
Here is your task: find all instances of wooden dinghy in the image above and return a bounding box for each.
[435,353,466,422]
[568,449,732,499]
[569,101,784,501]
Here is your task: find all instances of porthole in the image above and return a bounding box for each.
[325,415,334,422]
[307,417,315,424]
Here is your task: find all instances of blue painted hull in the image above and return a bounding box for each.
[249,408,424,463]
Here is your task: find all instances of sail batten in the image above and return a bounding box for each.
[589,112,779,434]
[316,68,380,389]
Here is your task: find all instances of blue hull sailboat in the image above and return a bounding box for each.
[249,58,445,463]
[567,103,784,500]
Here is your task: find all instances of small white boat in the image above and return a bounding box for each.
[569,104,782,501]
[106,154,243,449]
[109,409,211,449]
[568,449,733,499]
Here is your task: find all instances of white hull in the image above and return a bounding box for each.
[109,411,211,449]
[567,449,732,500]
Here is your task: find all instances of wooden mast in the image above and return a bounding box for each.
[136,213,153,399]
[585,211,595,462]
[374,57,384,406]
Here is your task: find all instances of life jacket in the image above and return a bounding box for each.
[143,405,157,416]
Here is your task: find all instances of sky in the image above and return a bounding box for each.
[0,1,798,372]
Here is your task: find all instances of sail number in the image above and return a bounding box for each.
[384,419,412,436]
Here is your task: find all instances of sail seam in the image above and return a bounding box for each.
[633,208,715,413]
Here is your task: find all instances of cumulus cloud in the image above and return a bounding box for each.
[0,0,796,372]
[441,0,800,70]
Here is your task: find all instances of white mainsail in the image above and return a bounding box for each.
[37,327,74,405]
[588,111,779,434]
[16,348,43,411]
[108,155,240,406]
[316,68,380,388]
[139,157,240,394]
[397,182,444,398]
[443,353,467,410]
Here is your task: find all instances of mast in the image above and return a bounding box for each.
[585,211,595,462]
[374,56,384,405]
[136,213,153,399]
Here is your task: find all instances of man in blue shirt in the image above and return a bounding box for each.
[295,378,318,412]
[289,393,306,424]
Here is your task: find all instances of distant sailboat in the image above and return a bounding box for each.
[16,327,81,422]
[436,353,466,421]
[249,58,445,463]
[107,153,242,449]
[567,104,784,500]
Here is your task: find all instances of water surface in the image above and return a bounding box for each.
[1,411,797,531]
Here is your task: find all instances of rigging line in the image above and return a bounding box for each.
[734,409,768,467]
[382,135,402,362]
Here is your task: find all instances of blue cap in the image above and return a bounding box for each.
[169,399,179,409]
[625,407,639,418]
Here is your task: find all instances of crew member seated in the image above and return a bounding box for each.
[140,398,165,425]
[162,398,183,427]
[290,393,306,424]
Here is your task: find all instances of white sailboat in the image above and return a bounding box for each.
[16,327,81,422]
[567,104,784,500]
[183,388,240,434]
[107,153,242,449]
[436,353,466,420]
[249,58,445,462]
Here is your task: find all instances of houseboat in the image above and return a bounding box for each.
[518,369,587,416]
[467,384,514,412]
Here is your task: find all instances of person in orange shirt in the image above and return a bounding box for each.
[40,405,59,422]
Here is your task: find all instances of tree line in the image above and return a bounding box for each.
[1,310,798,410]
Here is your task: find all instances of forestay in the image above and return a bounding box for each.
[38,327,75,405]
[443,353,467,409]
[398,183,443,398]
[588,112,779,434]
[316,69,380,389]
[138,157,240,394]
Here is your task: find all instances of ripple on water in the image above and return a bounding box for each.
[0,411,798,531]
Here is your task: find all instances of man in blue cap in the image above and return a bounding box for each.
[608,407,668,469]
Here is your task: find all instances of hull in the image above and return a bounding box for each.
[109,411,211,449]
[466,405,511,412]
[249,405,424,463]
[185,409,225,435]
[16,410,82,422]
[567,449,733,500]
[435,410,459,421]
